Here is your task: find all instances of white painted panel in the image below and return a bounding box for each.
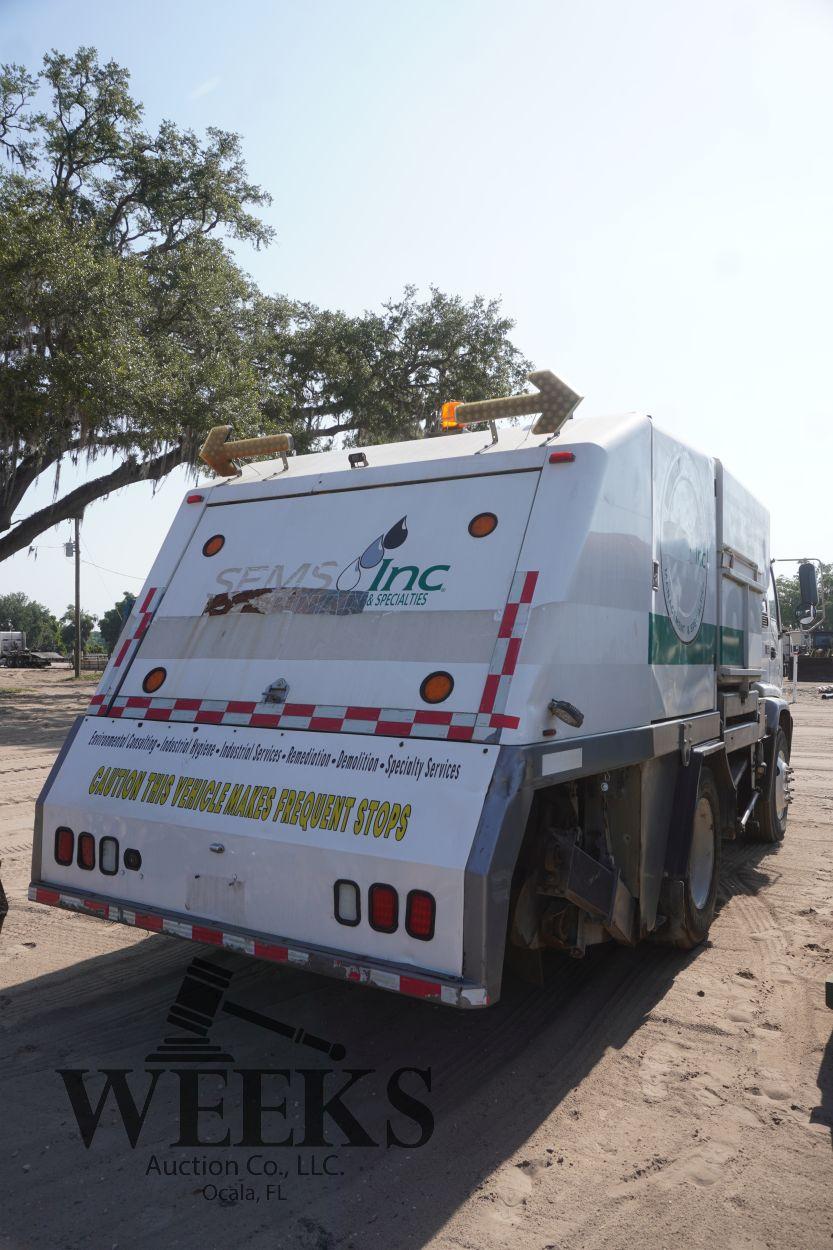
[502,414,654,743]
[39,719,499,976]
[117,472,539,718]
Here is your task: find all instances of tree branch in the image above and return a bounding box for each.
[313,419,362,438]
[0,448,62,529]
[288,400,354,422]
[0,429,146,529]
[0,443,188,562]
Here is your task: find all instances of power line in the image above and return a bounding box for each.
[27,542,144,580]
[77,536,116,605]
[80,558,145,581]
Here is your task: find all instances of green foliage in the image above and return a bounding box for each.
[258,286,531,453]
[0,48,531,563]
[60,604,97,650]
[86,630,106,654]
[0,592,62,650]
[98,591,136,653]
[0,48,271,557]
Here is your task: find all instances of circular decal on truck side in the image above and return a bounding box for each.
[659,451,709,643]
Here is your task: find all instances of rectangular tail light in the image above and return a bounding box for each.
[99,837,119,876]
[368,883,398,933]
[54,827,74,867]
[334,879,360,926]
[77,832,95,871]
[405,890,436,940]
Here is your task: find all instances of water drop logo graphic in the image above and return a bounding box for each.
[359,534,385,569]
[337,516,408,592]
[336,557,363,592]
[383,517,408,549]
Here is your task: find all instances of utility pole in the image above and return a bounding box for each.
[74,514,81,679]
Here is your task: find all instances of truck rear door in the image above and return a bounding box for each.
[107,466,542,740]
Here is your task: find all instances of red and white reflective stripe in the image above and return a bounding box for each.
[86,572,538,742]
[28,885,489,1008]
[112,586,159,670]
[87,587,162,715]
[478,569,538,719]
[91,696,517,742]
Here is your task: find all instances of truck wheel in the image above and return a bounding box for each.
[675,769,722,949]
[754,726,790,843]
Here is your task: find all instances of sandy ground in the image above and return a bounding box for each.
[1,668,832,1250]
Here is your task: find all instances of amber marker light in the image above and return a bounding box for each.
[468,512,498,538]
[420,671,454,704]
[441,401,460,429]
[202,534,225,557]
[142,667,167,694]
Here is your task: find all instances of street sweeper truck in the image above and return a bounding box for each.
[28,371,795,1006]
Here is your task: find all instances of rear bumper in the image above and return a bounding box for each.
[28,881,490,1009]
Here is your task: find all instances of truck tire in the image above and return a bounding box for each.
[671,769,722,950]
[753,726,790,844]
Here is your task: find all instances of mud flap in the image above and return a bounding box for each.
[657,754,704,938]
[656,878,687,943]
[0,864,8,937]
[563,846,635,946]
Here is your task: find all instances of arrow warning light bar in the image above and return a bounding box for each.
[199,427,294,477]
[441,369,582,436]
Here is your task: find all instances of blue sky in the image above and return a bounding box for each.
[2,0,832,617]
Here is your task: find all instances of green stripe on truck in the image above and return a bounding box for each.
[718,625,745,666]
[648,615,746,665]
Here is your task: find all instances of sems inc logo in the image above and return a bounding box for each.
[208,516,452,614]
[335,516,449,606]
[56,958,434,1206]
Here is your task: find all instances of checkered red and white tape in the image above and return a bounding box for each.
[88,571,540,743]
[478,569,539,719]
[28,886,489,1008]
[88,694,518,741]
[111,586,160,670]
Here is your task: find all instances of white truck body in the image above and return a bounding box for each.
[30,408,792,1006]
[1,629,26,655]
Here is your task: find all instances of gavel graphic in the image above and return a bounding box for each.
[146,957,346,1065]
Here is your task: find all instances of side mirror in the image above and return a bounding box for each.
[799,561,819,611]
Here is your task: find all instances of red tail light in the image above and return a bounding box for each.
[77,833,95,871]
[549,450,575,464]
[368,883,398,933]
[55,826,74,866]
[406,890,436,940]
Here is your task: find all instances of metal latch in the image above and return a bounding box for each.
[679,721,692,766]
[262,677,289,705]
